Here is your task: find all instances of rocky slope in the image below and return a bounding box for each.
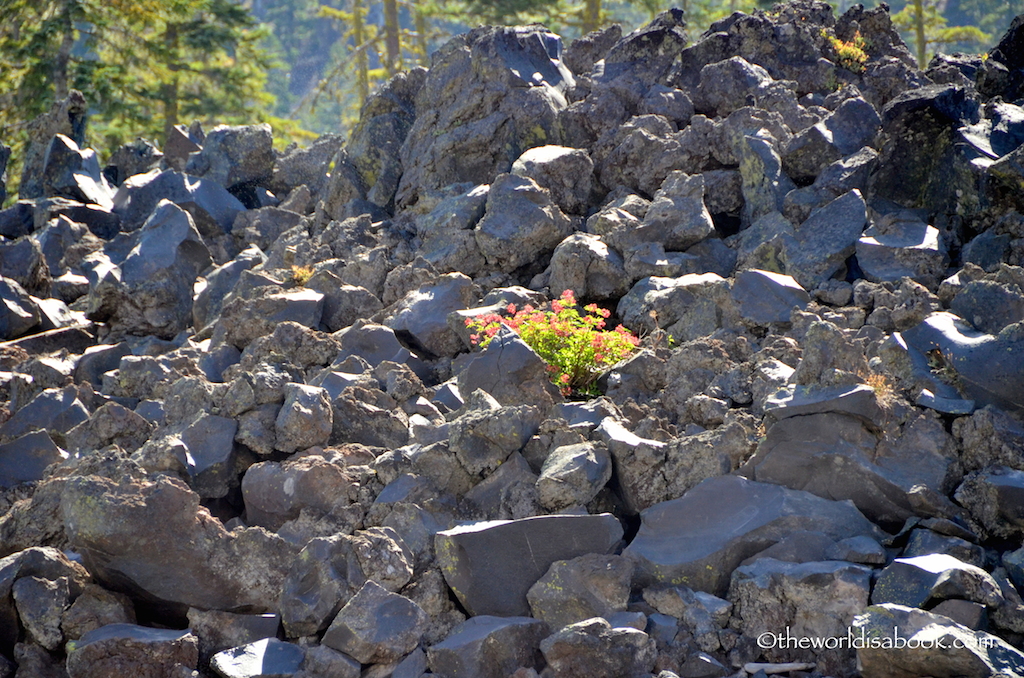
[3,2,1024,677]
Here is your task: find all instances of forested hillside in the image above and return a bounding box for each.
[0,0,1016,204]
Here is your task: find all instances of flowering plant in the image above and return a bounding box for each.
[465,289,639,396]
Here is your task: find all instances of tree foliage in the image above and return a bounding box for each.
[0,0,277,160]
[892,0,990,67]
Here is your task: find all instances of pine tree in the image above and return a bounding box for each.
[0,0,276,158]
[892,0,990,68]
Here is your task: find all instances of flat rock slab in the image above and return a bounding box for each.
[0,431,66,489]
[427,615,549,678]
[731,269,809,325]
[763,383,881,424]
[66,623,198,678]
[435,513,623,616]
[210,637,305,678]
[872,553,1003,609]
[901,311,1024,414]
[853,604,1024,678]
[321,580,427,664]
[61,474,296,615]
[623,475,882,596]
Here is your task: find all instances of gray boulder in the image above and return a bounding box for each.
[385,273,478,358]
[0,236,50,297]
[193,245,266,331]
[547,233,630,301]
[739,135,795,227]
[185,123,274,193]
[729,559,872,677]
[13,574,69,651]
[186,608,281,668]
[221,288,324,349]
[624,475,882,596]
[857,217,948,288]
[536,441,613,510]
[527,554,632,630]
[269,133,343,200]
[63,584,137,642]
[950,279,1024,335]
[61,474,296,614]
[321,580,427,664]
[511,145,594,215]
[901,311,1024,414]
[0,431,66,490]
[539,617,657,678]
[65,624,198,678]
[87,200,212,338]
[41,134,114,208]
[0,385,89,441]
[731,269,810,324]
[954,466,1024,540]
[742,409,959,530]
[305,275,382,333]
[633,172,714,251]
[112,169,245,234]
[241,455,360,533]
[397,25,574,207]
[448,402,541,478]
[293,645,360,678]
[785,189,867,289]
[274,384,332,454]
[456,326,562,408]
[853,604,1024,678]
[0,277,40,340]
[475,173,573,273]
[872,553,1003,609]
[617,273,739,345]
[435,513,623,616]
[209,638,305,678]
[345,70,424,210]
[694,57,774,118]
[427,616,549,678]
[279,528,413,638]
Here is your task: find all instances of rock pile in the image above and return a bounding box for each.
[4,2,1024,677]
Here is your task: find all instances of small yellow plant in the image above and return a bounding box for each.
[863,371,896,406]
[827,30,869,73]
[291,264,315,286]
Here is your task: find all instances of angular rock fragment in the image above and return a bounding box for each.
[65,624,198,678]
[186,608,280,667]
[729,559,872,677]
[210,637,305,678]
[427,616,549,678]
[853,604,1024,678]
[539,617,657,678]
[0,431,66,489]
[527,554,632,630]
[536,442,613,510]
[435,513,623,616]
[275,384,332,454]
[624,475,882,595]
[731,269,809,325]
[475,173,573,273]
[872,553,1003,610]
[321,580,427,664]
[61,474,296,614]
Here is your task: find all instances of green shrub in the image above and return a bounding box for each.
[465,289,640,397]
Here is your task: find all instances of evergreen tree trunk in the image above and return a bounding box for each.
[413,3,430,66]
[352,0,369,104]
[53,1,76,100]
[914,0,927,68]
[161,23,180,142]
[383,0,401,76]
[582,0,601,34]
